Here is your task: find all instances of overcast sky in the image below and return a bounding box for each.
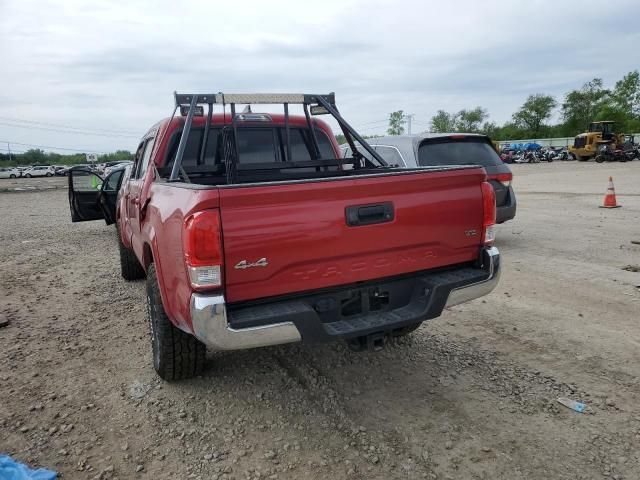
[1,0,639,154]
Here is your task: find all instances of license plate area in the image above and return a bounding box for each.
[311,277,416,324]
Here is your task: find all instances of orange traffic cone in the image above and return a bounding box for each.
[600,176,621,208]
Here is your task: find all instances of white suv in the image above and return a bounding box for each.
[0,167,20,179]
[23,165,55,177]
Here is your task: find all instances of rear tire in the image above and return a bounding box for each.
[46,172,53,177]
[595,155,605,163]
[117,227,145,281]
[25,173,32,178]
[9,174,16,178]
[147,263,206,381]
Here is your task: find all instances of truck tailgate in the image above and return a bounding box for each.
[219,168,486,303]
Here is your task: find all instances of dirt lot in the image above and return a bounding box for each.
[1,162,639,480]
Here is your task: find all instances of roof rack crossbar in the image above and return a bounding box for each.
[174,93,335,106]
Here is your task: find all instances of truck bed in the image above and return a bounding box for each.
[149,165,486,309]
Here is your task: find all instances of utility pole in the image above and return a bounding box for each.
[404,114,415,135]
[7,142,12,163]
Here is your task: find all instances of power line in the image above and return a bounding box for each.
[0,115,140,135]
[0,140,107,153]
[0,147,27,154]
[0,121,140,138]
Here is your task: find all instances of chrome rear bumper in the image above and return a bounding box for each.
[190,294,301,351]
[190,246,500,351]
[445,246,500,307]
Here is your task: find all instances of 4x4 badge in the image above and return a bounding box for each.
[234,258,269,270]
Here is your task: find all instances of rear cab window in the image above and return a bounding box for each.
[164,126,337,168]
[418,137,502,167]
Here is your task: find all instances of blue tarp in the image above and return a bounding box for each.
[505,142,542,151]
[0,455,57,480]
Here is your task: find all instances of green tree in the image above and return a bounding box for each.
[480,121,499,138]
[387,110,405,135]
[100,150,134,162]
[561,78,610,135]
[455,107,488,132]
[512,94,557,137]
[610,70,640,118]
[429,110,458,133]
[596,70,640,133]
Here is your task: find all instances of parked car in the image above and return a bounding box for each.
[342,133,516,224]
[53,165,69,176]
[0,167,20,179]
[103,160,133,178]
[68,92,500,381]
[22,165,56,177]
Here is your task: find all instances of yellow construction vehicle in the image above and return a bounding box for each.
[569,121,625,161]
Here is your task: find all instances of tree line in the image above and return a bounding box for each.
[0,149,133,168]
[389,71,640,140]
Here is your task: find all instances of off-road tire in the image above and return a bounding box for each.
[146,264,206,381]
[117,227,145,281]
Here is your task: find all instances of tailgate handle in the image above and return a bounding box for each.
[346,202,394,226]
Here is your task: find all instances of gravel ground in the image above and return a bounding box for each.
[1,161,639,480]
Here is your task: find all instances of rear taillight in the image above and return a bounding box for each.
[481,181,496,245]
[490,172,513,187]
[183,210,223,289]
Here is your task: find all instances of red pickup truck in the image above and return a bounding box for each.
[69,93,500,381]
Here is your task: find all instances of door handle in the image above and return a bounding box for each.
[345,202,394,226]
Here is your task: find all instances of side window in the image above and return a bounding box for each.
[103,170,124,192]
[132,142,145,177]
[165,128,222,168]
[135,139,155,179]
[72,169,102,192]
[375,146,404,166]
